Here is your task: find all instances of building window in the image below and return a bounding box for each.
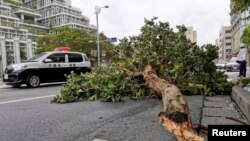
[5,41,14,65]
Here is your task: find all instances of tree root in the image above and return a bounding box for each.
[192,124,208,134]
[159,112,204,141]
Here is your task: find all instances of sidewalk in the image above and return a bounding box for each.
[201,96,247,126]
[201,69,250,126]
[199,95,248,141]
[0,78,3,86]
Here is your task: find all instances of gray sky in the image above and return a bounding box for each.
[72,0,230,45]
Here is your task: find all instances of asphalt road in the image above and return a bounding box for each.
[0,83,204,141]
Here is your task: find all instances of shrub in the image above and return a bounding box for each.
[52,68,141,103]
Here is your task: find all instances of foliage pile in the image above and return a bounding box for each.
[112,19,234,96]
[52,18,234,103]
[52,68,151,103]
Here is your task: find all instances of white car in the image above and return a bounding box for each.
[3,51,92,88]
[225,57,240,72]
[216,60,227,70]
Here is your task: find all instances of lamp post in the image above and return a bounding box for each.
[95,5,109,67]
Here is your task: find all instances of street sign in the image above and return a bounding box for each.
[108,37,117,43]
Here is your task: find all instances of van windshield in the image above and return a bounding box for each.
[27,52,48,62]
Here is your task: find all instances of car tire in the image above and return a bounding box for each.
[26,74,40,88]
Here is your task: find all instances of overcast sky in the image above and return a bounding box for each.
[71,0,231,45]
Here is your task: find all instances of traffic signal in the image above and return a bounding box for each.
[108,37,117,43]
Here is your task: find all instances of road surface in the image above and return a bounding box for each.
[0,83,203,141]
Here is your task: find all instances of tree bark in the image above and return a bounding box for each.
[143,65,204,141]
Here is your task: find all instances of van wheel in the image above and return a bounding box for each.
[26,75,40,88]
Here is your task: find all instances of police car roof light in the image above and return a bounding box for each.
[54,47,71,51]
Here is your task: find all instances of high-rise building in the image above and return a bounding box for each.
[215,38,220,59]
[218,26,232,61]
[0,0,95,73]
[185,26,197,43]
[230,0,250,53]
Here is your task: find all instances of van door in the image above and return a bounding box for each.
[42,53,66,82]
[67,53,84,75]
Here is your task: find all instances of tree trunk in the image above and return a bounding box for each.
[143,65,204,141]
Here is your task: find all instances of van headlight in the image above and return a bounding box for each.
[13,65,27,71]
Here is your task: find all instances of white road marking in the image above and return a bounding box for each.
[0,95,56,105]
[92,139,108,141]
[0,85,10,89]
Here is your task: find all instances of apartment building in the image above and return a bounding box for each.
[185,26,197,43]
[217,26,232,61]
[230,0,250,53]
[0,0,95,73]
[215,38,220,59]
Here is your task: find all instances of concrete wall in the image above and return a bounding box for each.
[231,86,250,123]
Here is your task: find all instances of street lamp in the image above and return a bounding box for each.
[95,5,109,67]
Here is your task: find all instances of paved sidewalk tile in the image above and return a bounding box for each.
[201,95,248,127]
[201,116,244,126]
[204,101,228,108]
[203,107,240,117]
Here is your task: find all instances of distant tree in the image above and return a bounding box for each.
[231,0,250,14]
[241,26,250,46]
[231,0,250,46]
[35,27,114,60]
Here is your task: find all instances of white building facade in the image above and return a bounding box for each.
[185,26,197,43]
[230,0,250,53]
[218,26,232,61]
[0,0,95,74]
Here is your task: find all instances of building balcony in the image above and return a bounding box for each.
[3,0,23,7]
[14,9,41,18]
[19,22,49,30]
[0,21,18,28]
[15,7,35,13]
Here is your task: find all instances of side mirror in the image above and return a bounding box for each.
[43,59,53,63]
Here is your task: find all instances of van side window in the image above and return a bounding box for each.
[84,55,90,61]
[47,53,65,63]
[68,53,83,62]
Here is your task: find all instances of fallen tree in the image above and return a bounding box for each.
[52,18,233,141]
[143,65,203,141]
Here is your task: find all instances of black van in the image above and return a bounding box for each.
[3,51,92,88]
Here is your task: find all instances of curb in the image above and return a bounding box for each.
[231,86,250,123]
